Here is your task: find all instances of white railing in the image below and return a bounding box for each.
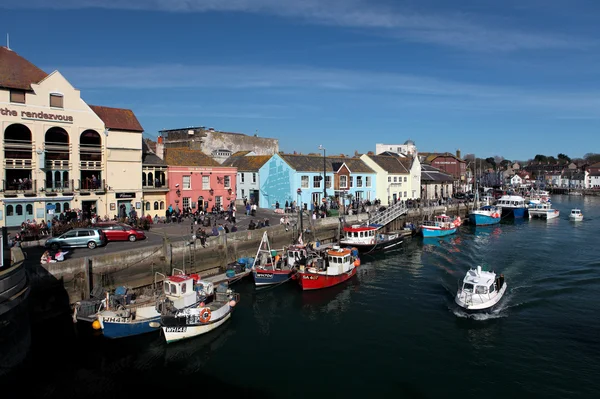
[369,201,408,226]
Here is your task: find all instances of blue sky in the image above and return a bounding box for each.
[2,0,599,161]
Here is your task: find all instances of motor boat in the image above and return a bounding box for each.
[528,202,560,220]
[569,209,583,221]
[455,266,507,312]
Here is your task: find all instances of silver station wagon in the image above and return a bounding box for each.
[45,228,107,250]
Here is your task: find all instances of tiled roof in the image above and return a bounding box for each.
[420,152,464,164]
[144,138,157,153]
[421,164,454,182]
[142,140,166,166]
[231,150,252,157]
[164,149,221,167]
[364,154,411,174]
[89,105,144,132]
[280,154,374,174]
[0,46,48,91]
[222,155,271,171]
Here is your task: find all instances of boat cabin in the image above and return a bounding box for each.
[496,195,525,208]
[570,209,583,219]
[164,275,212,308]
[287,245,307,268]
[325,247,356,276]
[342,224,379,244]
[423,214,453,228]
[460,266,502,298]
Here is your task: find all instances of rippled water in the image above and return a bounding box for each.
[2,195,599,398]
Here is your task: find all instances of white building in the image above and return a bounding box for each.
[360,153,421,205]
[375,140,417,157]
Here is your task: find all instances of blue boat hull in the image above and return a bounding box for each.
[469,214,501,226]
[102,315,161,339]
[253,270,295,286]
[501,207,527,219]
[422,227,457,238]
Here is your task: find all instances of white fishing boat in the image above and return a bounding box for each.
[159,282,239,344]
[528,202,560,220]
[569,209,583,221]
[455,266,507,312]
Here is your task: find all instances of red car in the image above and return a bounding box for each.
[94,223,146,242]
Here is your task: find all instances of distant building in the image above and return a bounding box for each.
[164,148,237,212]
[419,150,467,192]
[375,140,417,157]
[156,126,278,164]
[360,153,421,205]
[420,165,454,199]
[222,151,271,205]
[259,154,376,210]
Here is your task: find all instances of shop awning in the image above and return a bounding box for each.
[1,196,74,203]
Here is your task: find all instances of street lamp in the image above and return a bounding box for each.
[319,145,326,202]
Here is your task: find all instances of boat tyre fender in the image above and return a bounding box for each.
[200,308,211,323]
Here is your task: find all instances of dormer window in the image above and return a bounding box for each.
[10,90,25,104]
[50,93,63,108]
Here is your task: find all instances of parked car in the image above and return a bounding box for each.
[94,222,146,242]
[45,228,107,250]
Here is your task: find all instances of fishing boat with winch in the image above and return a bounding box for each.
[455,266,507,312]
[251,231,300,286]
[296,246,360,291]
[339,223,404,253]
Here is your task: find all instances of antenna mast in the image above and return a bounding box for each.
[6,33,9,50]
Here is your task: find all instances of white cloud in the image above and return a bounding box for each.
[56,63,600,116]
[2,0,592,51]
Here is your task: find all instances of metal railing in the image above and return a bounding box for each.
[45,159,70,169]
[78,178,106,192]
[2,179,36,194]
[43,179,74,193]
[4,158,33,169]
[369,200,409,226]
[80,160,102,170]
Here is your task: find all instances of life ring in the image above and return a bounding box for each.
[199,308,211,323]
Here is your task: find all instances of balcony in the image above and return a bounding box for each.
[4,159,33,169]
[45,159,70,169]
[78,178,106,193]
[43,179,74,194]
[143,180,169,192]
[80,160,102,170]
[2,179,36,195]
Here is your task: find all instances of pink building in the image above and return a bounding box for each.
[165,149,237,212]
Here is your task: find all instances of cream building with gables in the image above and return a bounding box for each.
[0,46,143,227]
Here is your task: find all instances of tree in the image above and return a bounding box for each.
[494,155,504,165]
[557,153,571,163]
[584,153,600,163]
[534,154,548,163]
[547,156,557,164]
[485,157,496,170]
[500,159,511,169]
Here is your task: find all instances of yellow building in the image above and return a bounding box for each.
[0,46,143,227]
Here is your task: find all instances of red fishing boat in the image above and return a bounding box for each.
[296,246,360,291]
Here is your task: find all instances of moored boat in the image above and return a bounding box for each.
[339,223,404,253]
[160,283,239,344]
[495,195,528,218]
[421,214,461,237]
[296,246,360,291]
[469,205,501,226]
[252,231,298,286]
[98,271,212,339]
[569,208,583,221]
[528,203,560,220]
[455,266,507,312]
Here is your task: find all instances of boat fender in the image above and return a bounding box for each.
[200,308,212,323]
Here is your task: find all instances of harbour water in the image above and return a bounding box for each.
[1,195,599,398]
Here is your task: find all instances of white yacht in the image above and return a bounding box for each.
[455,266,507,312]
[569,209,583,221]
[528,202,560,220]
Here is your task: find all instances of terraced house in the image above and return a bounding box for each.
[0,46,143,227]
[259,153,377,210]
[222,151,271,207]
[360,152,421,205]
